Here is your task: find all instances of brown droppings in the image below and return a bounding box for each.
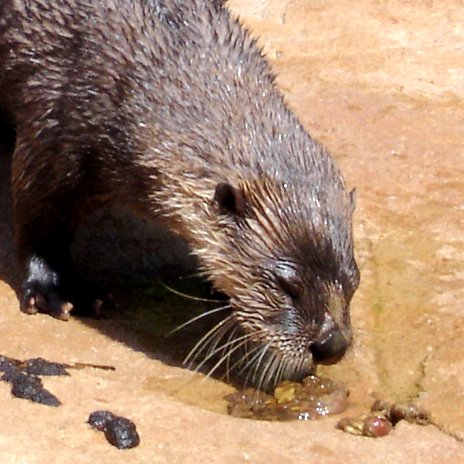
[88,410,140,449]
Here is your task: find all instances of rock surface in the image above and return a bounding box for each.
[0,1,463,462]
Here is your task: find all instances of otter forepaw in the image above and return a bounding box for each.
[20,255,113,320]
[71,289,115,318]
[21,285,74,321]
[21,256,74,321]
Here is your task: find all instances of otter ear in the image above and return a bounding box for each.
[214,182,246,216]
[349,187,357,213]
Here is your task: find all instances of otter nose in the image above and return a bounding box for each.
[310,329,349,365]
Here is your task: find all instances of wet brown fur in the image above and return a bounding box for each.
[0,0,359,386]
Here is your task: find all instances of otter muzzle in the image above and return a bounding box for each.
[310,329,349,365]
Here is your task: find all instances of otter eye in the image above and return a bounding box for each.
[275,261,302,299]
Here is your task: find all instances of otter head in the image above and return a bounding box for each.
[199,170,359,388]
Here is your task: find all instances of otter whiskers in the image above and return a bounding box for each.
[167,303,231,336]
[169,289,312,390]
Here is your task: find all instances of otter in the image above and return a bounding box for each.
[0,0,359,387]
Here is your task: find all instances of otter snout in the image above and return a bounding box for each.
[310,329,350,365]
[310,310,352,365]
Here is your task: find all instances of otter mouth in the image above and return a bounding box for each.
[224,338,316,390]
[228,329,350,389]
[182,306,316,389]
[181,292,351,390]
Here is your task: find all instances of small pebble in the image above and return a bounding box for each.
[335,416,364,436]
[336,414,393,438]
[362,415,393,438]
[389,402,432,426]
[337,399,432,438]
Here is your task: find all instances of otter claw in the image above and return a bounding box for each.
[21,294,39,315]
[21,286,74,321]
[48,300,74,321]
